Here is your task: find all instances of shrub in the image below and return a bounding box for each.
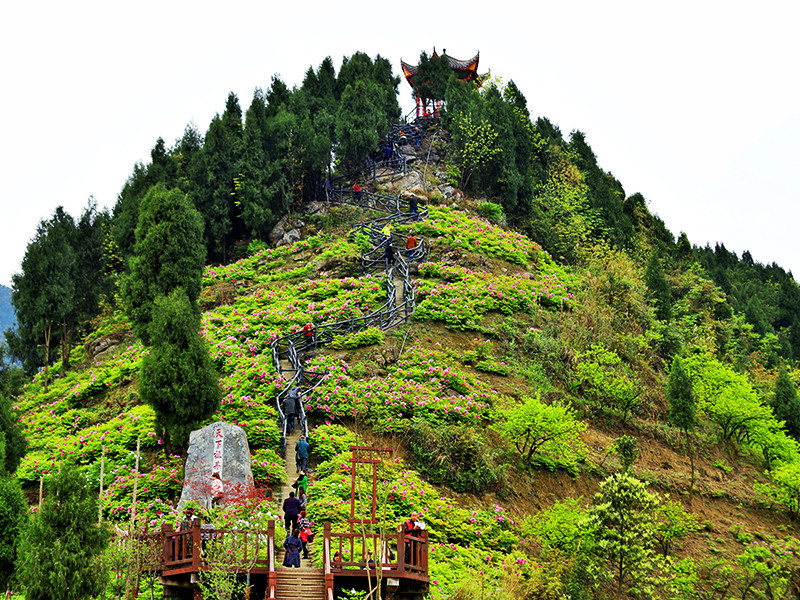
[408,421,500,494]
[330,327,384,350]
[476,201,506,226]
[497,394,587,469]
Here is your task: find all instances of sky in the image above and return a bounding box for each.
[2,0,799,288]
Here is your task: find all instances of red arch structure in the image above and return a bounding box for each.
[400,48,487,119]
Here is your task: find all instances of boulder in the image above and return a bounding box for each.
[283,229,302,244]
[389,171,423,193]
[269,220,287,245]
[178,421,255,510]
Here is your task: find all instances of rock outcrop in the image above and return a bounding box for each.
[177,421,255,510]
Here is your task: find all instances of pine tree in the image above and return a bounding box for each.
[138,288,220,450]
[0,394,26,473]
[120,184,205,345]
[645,251,672,321]
[0,474,26,593]
[10,208,76,386]
[16,463,109,600]
[0,433,27,593]
[586,473,658,597]
[667,356,697,489]
[771,369,800,440]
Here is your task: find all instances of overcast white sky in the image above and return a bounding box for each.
[2,0,798,288]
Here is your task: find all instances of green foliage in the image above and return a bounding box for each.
[330,326,383,350]
[138,288,220,447]
[416,262,572,330]
[497,394,587,469]
[652,496,698,557]
[667,356,697,433]
[451,112,502,190]
[771,368,800,440]
[0,394,26,473]
[573,343,642,421]
[529,154,599,264]
[476,201,506,226]
[758,461,800,518]
[408,421,499,494]
[414,206,548,266]
[0,475,27,590]
[585,473,659,597]
[120,184,205,345]
[682,353,781,445]
[645,251,672,321]
[521,497,586,555]
[17,463,109,600]
[613,435,639,472]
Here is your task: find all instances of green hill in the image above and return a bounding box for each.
[0,284,14,336]
[5,51,800,599]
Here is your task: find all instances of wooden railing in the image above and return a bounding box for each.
[323,522,429,577]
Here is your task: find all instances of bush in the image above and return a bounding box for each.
[408,421,500,494]
[476,201,506,226]
[330,327,384,350]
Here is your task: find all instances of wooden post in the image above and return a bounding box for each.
[192,521,201,571]
[421,530,429,573]
[396,524,405,572]
[162,524,174,567]
[98,445,105,524]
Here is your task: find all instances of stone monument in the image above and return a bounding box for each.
[177,421,256,510]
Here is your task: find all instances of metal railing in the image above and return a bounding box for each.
[270,185,429,456]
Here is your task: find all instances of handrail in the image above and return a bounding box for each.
[271,183,429,462]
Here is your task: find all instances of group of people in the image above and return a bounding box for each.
[282,470,312,568]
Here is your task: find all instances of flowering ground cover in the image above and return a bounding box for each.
[302,344,498,430]
[415,262,574,329]
[414,206,544,266]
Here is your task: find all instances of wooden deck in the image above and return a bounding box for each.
[149,519,428,599]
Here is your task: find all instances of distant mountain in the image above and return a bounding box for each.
[0,284,15,336]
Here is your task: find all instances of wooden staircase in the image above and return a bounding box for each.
[275,567,326,600]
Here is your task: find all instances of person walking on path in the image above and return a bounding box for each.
[298,488,308,510]
[283,529,303,568]
[381,221,392,239]
[282,491,302,535]
[408,194,419,221]
[298,510,312,559]
[295,436,310,472]
[294,470,309,494]
[405,231,418,260]
[385,241,395,267]
[282,390,297,433]
[353,182,363,203]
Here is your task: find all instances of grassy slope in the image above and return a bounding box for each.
[13,197,800,598]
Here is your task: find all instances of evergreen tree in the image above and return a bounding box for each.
[335,79,381,170]
[771,369,800,440]
[10,208,76,386]
[16,463,109,600]
[236,97,275,240]
[138,288,220,449]
[667,356,697,489]
[586,473,658,598]
[0,394,26,474]
[667,356,696,433]
[0,473,27,593]
[120,185,205,345]
[645,251,672,321]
